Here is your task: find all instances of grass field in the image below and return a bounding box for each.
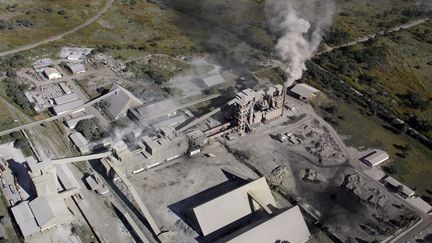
[316,20,432,138]
[0,0,104,51]
[327,0,429,45]
[317,98,432,197]
[60,0,198,58]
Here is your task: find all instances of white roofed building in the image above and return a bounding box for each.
[11,202,40,239]
[29,193,73,230]
[290,83,320,101]
[222,206,311,243]
[184,177,311,242]
[361,150,389,166]
[42,67,62,80]
[201,74,226,87]
[52,99,85,115]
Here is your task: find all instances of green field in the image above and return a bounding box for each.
[317,99,432,197]
[0,0,104,51]
[326,0,430,45]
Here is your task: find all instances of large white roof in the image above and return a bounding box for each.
[201,74,226,87]
[189,177,276,236]
[53,99,84,115]
[29,193,72,230]
[291,84,320,99]
[363,151,389,166]
[11,201,40,238]
[225,206,311,243]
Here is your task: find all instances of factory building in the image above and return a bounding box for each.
[11,160,74,240]
[65,63,86,74]
[231,85,285,133]
[111,126,205,174]
[182,177,311,242]
[104,84,143,119]
[42,67,62,80]
[290,83,320,101]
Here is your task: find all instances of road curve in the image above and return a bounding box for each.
[0,0,114,58]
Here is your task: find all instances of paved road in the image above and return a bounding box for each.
[0,0,114,58]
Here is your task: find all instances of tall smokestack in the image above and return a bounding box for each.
[267,0,335,86]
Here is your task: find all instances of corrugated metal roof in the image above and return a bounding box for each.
[53,93,78,105]
[291,84,320,99]
[53,99,84,115]
[364,151,389,166]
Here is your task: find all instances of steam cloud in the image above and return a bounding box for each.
[267,0,336,86]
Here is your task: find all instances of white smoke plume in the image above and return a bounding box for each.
[267,0,336,86]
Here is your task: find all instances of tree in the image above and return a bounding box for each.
[75,118,99,140]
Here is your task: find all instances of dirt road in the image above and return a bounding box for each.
[0,0,114,58]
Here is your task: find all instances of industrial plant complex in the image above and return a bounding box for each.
[0,0,431,242]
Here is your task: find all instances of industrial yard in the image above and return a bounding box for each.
[0,0,431,243]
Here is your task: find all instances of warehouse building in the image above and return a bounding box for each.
[361,150,389,166]
[52,99,85,115]
[200,74,226,88]
[53,93,78,105]
[12,159,75,239]
[42,67,62,80]
[290,84,320,101]
[183,177,311,242]
[65,63,86,74]
[383,176,415,198]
